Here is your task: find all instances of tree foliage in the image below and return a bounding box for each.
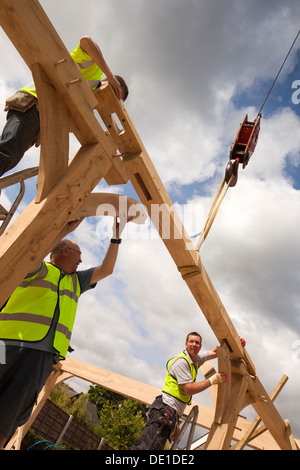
[49,384,91,426]
[88,385,148,418]
[97,398,147,450]
[88,385,148,450]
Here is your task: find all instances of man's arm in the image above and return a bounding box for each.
[90,217,129,284]
[182,379,211,396]
[207,347,217,360]
[90,240,120,284]
[182,372,228,396]
[80,36,123,99]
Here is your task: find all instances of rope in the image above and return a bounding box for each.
[257,29,300,116]
[194,29,300,251]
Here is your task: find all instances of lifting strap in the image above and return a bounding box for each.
[195,29,300,252]
[195,174,233,251]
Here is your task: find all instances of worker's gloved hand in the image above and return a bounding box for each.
[209,372,228,386]
[240,337,246,347]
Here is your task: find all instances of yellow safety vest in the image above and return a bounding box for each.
[70,42,103,90]
[162,352,199,404]
[0,261,81,359]
[19,42,103,98]
[18,83,37,99]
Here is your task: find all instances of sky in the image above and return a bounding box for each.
[1,0,300,446]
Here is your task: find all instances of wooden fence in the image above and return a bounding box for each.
[23,399,112,450]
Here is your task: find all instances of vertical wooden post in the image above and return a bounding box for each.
[205,372,248,449]
[32,63,70,202]
[214,341,231,425]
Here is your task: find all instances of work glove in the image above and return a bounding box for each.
[240,337,246,347]
[209,372,228,386]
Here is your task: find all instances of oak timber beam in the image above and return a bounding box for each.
[231,375,289,450]
[0,0,96,140]
[232,360,294,450]
[285,420,299,450]
[32,63,69,201]
[183,266,254,369]
[205,359,294,450]
[200,361,218,409]
[53,357,283,450]
[205,371,248,449]
[127,154,255,370]
[0,0,128,185]
[94,85,133,184]
[204,343,250,450]
[0,1,297,451]
[249,377,294,450]
[213,341,232,425]
[0,0,130,297]
[3,356,295,451]
[94,85,143,156]
[0,144,112,306]
[95,85,255,369]
[73,192,147,224]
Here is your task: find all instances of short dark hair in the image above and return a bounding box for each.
[115,75,129,101]
[186,332,202,343]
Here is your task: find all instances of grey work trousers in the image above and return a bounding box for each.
[130,395,178,450]
[0,106,40,177]
[0,346,55,442]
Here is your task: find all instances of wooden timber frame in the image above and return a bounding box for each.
[5,357,297,451]
[0,0,298,450]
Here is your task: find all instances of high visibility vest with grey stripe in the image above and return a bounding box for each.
[19,43,103,98]
[75,59,102,89]
[162,352,199,404]
[0,261,81,358]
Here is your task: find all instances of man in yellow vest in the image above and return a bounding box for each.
[0,36,129,177]
[131,332,230,450]
[0,217,128,449]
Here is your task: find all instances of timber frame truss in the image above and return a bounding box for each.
[0,0,299,450]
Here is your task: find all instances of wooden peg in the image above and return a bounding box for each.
[55,58,67,66]
[66,78,82,87]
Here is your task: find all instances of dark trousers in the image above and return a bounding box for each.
[130,395,178,450]
[0,106,40,177]
[0,346,55,441]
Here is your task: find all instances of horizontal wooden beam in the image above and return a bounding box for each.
[73,192,147,224]
[57,357,283,450]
